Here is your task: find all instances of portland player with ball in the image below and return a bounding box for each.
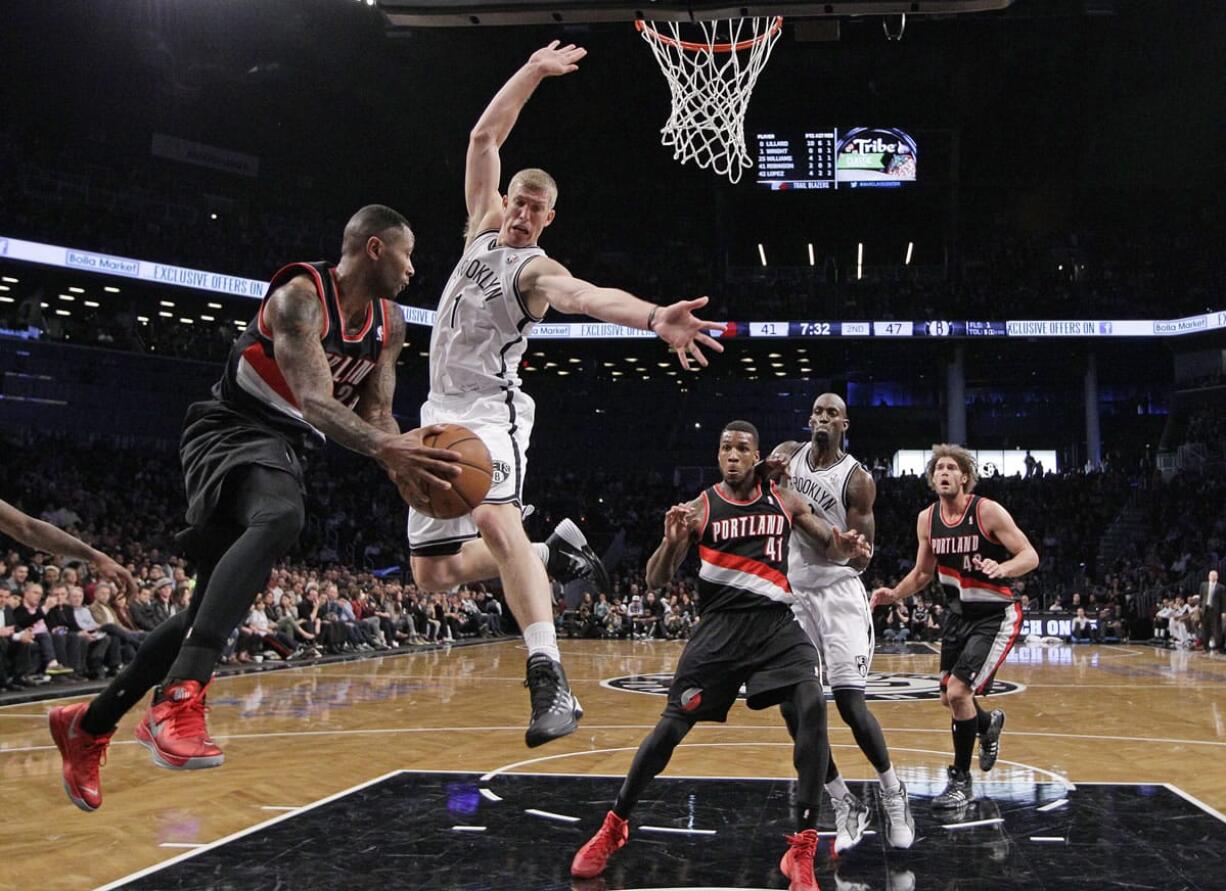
[50,205,462,811]
[407,40,725,747]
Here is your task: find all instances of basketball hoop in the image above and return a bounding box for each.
[636,16,784,184]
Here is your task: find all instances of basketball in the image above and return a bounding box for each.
[401,424,493,519]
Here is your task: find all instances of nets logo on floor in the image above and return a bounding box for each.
[602,671,1023,702]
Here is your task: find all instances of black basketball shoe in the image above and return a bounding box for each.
[524,654,583,748]
[932,766,973,811]
[546,519,612,593]
[978,708,1006,772]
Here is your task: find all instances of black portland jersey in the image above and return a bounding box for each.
[929,494,1016,616]
[215,262,391,445]
[695,481,793,615]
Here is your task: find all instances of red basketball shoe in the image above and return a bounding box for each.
[780,828,821,891]
[48,702,113,812]
[135,679,224,770]
[571,811,629,878]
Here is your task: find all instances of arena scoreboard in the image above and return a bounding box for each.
[755,127,918,190]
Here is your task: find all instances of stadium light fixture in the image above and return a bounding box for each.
[200,314,215,321]
[104,286,120,293]
[56,309,71,316]
[160,300,175,308]
[1,276,18,283]
[84,300,100,308]
[557,370,570,376]
[905,241,914,265]
[0,296,13,304]
[159,311,173,318]
[68,287,84,294]
[758,243,767,267]
[207,302,222,309]
[0,285,8,291]
[180,318,194,324]
[137,316,149,323]
[568,357,581,364]
[857,242,863,281]
[808,243,815,267]
[58,294,75,301]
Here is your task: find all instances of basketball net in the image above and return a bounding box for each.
[637,17,783,184]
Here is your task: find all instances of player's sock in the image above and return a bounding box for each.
[532,542,550,565]
[975,701,992,734]
[523,621,561,662]
[952,716,978,773]
[877,765,901,792]
[825,773,852,801]
[796,800,820,832]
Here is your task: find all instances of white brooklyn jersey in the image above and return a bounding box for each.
[786,445,863,591]
[428,229,546,400]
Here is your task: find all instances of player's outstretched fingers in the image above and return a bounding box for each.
[695,331,725,352]
[688,341,709,367]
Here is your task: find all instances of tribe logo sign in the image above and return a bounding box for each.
[602,671,1024,702]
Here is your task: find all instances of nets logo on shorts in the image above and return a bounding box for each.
[602,671,1023,702]
[491,460,511,485]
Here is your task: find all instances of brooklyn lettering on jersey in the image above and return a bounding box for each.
[458,257,504,303]
[709,513,787,544]
[787,474,840,514]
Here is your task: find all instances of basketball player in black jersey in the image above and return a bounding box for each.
[871,444,1038,811]
[572,421,870,891]
[48,205,464,812]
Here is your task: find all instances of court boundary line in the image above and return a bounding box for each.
[85,771,1224,890]
[92,769,406,891]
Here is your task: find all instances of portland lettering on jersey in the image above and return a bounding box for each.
[930,534,981,556]
[709,513,786,544]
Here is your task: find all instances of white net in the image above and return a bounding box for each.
[637,17,783,184]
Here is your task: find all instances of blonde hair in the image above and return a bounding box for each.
[508,168,558,208]
[925,443,979,493]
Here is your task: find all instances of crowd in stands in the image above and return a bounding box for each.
[4,413,1226,691]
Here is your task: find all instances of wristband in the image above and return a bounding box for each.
[646,305,660,333]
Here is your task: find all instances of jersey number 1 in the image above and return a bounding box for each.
[765,535,783,563]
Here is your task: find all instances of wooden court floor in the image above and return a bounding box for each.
[2,638,1226,890]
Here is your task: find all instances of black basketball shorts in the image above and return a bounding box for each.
[939,602,1023,695]
[664,605,821,723]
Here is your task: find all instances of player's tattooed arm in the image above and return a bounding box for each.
[645,496,704,587]
[843,466,876,572]
[870,506,937,609]
[779,489,870,564]
[974,499,1040,579]
[356,304,405,438]
[265,280,462,488]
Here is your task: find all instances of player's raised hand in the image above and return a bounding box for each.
[869,587,898,610]
[378,426,463,501]
[663,504,696,544]
[529,40,587,77]
[654,297,727,370]
[972,555,1006,579]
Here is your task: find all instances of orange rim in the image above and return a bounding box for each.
[635,16,784,53]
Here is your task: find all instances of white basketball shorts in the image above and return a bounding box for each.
[790,575,874,691]
[406,390,535,556]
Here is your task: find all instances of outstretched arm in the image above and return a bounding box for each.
[870,507,936,608]
[518,256,726,370]
[466,41,587,238]
[0,498,136,597]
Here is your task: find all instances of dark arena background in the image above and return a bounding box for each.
[3,1,1226,889]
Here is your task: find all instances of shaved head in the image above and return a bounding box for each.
[341,204,413,256]
[809,392,849,455]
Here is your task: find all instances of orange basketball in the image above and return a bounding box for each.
[401,424,493,519]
